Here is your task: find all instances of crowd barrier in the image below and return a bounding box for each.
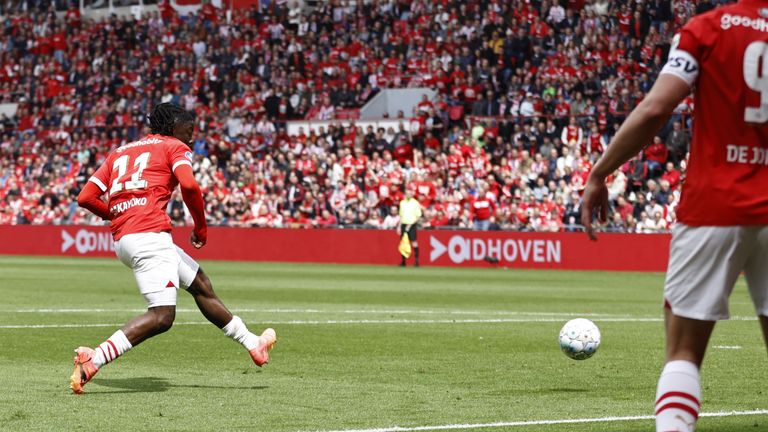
[0,226,671,272]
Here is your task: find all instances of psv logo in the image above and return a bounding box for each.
[668,56,698,74]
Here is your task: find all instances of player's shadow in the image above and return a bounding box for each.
[92,377,269,393]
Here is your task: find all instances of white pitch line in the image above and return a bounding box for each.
[713,345,743,350]
[311,409,768,432]
[2,308,762,323]
[0,317,669,329]
[0,322,210,329]
[3,308,637,317]
[255,317,667,324]
[1,316,762,330]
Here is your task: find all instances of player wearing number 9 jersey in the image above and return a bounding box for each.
[581,2,768,431]
[665,3,768,225]
[69,103,276,395]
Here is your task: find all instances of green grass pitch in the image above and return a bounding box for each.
[0,256,766,431]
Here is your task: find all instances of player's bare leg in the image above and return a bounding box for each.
[121,306,176,344]
[663,309,715,366]
[655,308,716,432]
[746,227,768,356]
[759,316,768,355]
[186,268,276,366]
[186,270,232,327]
[70,306,175,394]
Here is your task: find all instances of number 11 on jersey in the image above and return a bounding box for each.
[110,152,151,196]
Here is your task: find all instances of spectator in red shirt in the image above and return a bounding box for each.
[661,162,681,189]
[471,184,497,231]
[615,196,635,222]
[411,174,437,207]
[423,131,441,157]
[315,209,338,227]
[644,136,669,176]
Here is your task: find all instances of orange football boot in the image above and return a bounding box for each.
[249,328,277,366]
[70,347,99,394]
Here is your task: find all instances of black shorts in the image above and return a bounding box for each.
[400,224,417,241]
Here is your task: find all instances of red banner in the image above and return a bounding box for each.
[424,231,669,271]
[0,226,670,272]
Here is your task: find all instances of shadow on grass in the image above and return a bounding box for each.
[91,377,269,394]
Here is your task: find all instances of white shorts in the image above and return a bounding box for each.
[664,224,768,321]
[114,232,200,308]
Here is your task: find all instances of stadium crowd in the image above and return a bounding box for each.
[0,0,717,232]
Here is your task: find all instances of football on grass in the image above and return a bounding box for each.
[559,318,601,360]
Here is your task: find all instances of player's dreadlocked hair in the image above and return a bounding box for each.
[148,102,195,136]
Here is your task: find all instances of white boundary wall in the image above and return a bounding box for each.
[286,118,412,137]
[359,88,436,119]
[0,103,18,119]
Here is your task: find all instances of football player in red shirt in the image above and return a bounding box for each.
[70,104,276,394]
[583,3,768,431]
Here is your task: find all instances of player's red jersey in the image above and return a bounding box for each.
[663,1,768,225]
[89,134,194,240]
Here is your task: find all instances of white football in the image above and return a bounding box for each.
[559,318,601,360]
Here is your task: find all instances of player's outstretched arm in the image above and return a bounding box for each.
[175,164,208,248]
[582,74,691,240]
[77,182,111,220]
